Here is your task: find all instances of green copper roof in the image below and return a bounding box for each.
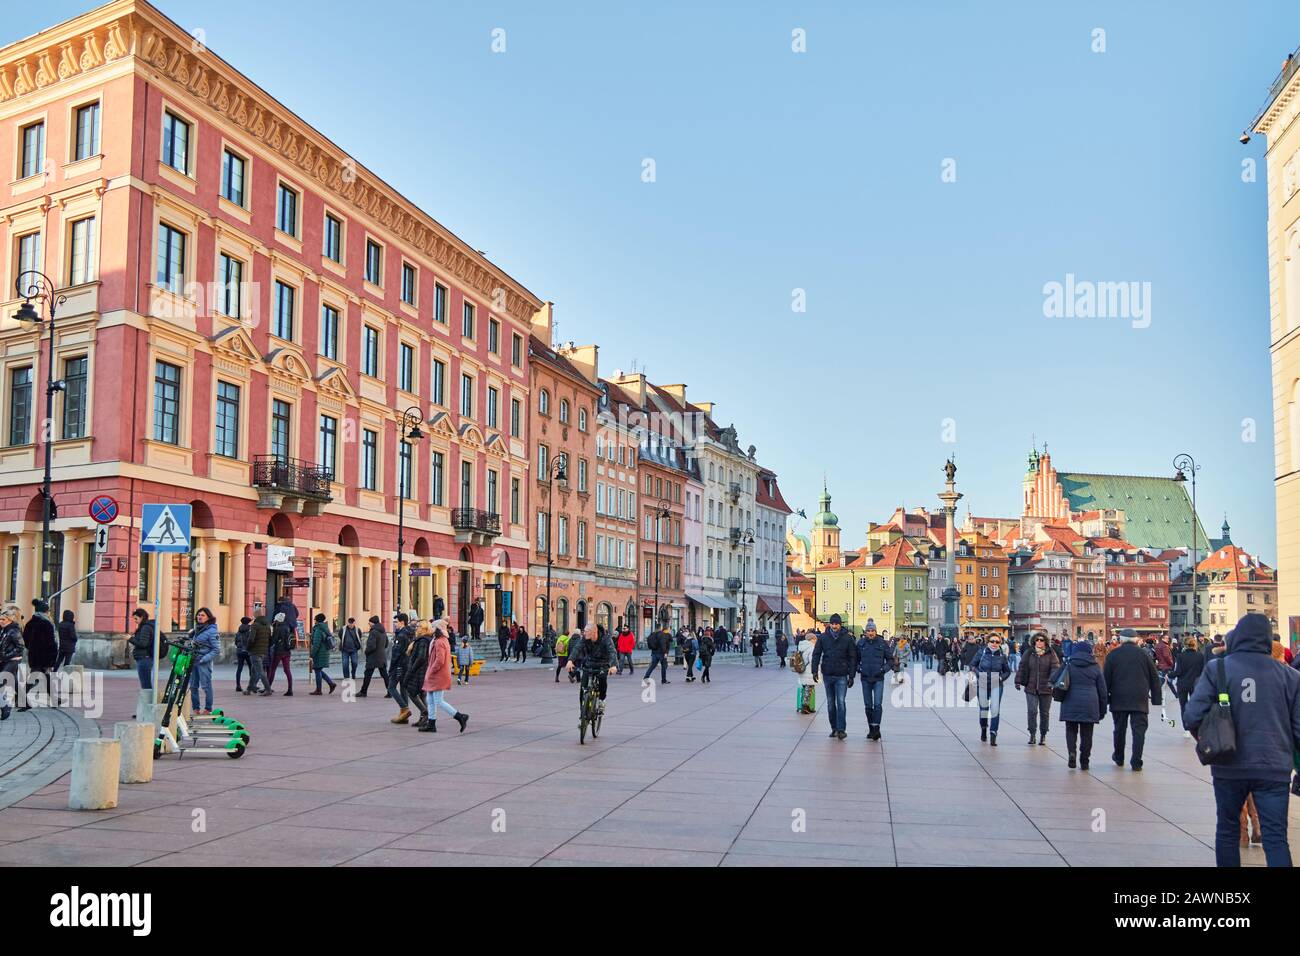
[1057,472,1209,552]
[813,482,838,528]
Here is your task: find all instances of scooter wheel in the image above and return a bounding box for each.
[237,732,250,745]
[227,743,245,759]
[153,742,161,760]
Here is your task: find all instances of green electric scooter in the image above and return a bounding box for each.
[153,636,250,759]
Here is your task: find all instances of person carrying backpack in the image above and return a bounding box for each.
[698,629,715,684]
[554,630,572,683]
[1182,612,1300,867]
[309,613,337,695]
[681,630,699,683]
[267,612,295,696]
[245,615,271,695]
[642,627,669,685]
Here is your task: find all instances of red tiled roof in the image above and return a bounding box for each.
[1196,545,1275,584]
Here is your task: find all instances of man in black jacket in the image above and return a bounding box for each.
[641,627,670,684]
[1183,612,1300,867]
[359,616,390,698]
[468,600,484,641]
[567,624,618,712]
[389,613,414,723]
[855,619,898,741]
[1103,629,1162,770]
[811,614,859,740]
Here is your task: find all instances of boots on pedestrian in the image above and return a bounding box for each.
[979,718,988,742]
[309,689,322,696]
[391,707,411,724]
[990,733,997,747]
[419,719,437,732]
[1038,732,1046,746]
[413,715,428,730]
[1068,752,1076,769]
[454,712,469,733]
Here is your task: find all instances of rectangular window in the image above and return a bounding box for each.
[399,343,414,392]
[578,458,588,493]
[161,112,189,173]
[218,253,243,318]
[153,360,181,445]
[488,318,500,354]
[538,443,549,478]
[271,399,291,460]
[6,545,18,602]
[487,386,499,428]
[460,460,472,506]
[7,367,32,446]
[362,326,380,377]
[434,283,448,324]
[460,373,473,417]
[365,239,382,285]
[320,304,340,360]
[577,520,587,559]
[220,149,245,206]
[61,356,87,440]
[273,281,296,340]
[398,441,412,498]
[462,301,475,339]
[75,103,100,161]
[432,359,446,405]
[511,332,523,367]
[318,415,338,477]
[323,212,343,262]
[67,216,96,285]
[431,451,445,506]
[510,397,521,437]
[156,223,186,293]
[558,514,569,555]
[537,512,548,553]
[401,263,416,305]
[18,231,42,282]
[277,183,299,236]
[361,428,377,490]
[511,477,520,523]
[487,470,499,516]
[214,381,240,457]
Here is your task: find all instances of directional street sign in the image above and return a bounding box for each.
[140,503,192,554]
[94,525,110,554]
[89,495,118,524]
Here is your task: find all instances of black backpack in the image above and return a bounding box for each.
[1194,657,1237,766]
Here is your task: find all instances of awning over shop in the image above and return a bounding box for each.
[756,596,799,616]
[687,591,737,610]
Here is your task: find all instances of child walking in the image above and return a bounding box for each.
[456,637,474,685]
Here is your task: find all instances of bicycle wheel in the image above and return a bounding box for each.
[579,710,588,744]
[591,711,601,739]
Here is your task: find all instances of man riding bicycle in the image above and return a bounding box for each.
[566,624,618,712]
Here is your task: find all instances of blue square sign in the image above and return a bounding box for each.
[140,504,192,554]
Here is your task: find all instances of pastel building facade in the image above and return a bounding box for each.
[0,1,539,647]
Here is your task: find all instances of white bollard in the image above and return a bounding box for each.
[136,689,156,721]
[114,722,154,784]
[69,738,121,810]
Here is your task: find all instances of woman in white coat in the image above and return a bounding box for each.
[794,630,818,714]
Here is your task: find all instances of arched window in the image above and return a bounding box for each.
[559,398,570,424]
[539,389,550,415]
[578,407,588,432]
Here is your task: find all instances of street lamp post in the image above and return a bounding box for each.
[394,406,425,617]
[652,496,673,659]
[738,526,755,642]
[13,272,66,609]
[543,453,568,655]
[1173,454,1200,641]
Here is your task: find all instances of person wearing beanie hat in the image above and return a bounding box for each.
[1103,626,1163,770]
[855,619,898,741]
[811,614,859,739]
[266,610,295,696]
[359,615,390,698]
[21,598,57,710]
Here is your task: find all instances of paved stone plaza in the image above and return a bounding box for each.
[0,655,1293,867]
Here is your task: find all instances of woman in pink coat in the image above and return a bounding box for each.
[421,620,469,733]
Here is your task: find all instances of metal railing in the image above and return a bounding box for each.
[1251,47,1300,129]
[452,507,502,535]
[252,455,333,501]
[729,527,742,545]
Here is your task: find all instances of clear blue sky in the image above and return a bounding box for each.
[16,1,1298,561]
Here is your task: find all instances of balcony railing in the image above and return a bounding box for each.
[452,508,502,536]
[252,455,333,502]
[724,577,742,593]
[728,482,742,502]
[729,527,742,546]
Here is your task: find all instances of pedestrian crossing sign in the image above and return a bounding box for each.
[140,503,192,553]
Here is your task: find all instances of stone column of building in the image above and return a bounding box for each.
[200,539,220,626]
[14,532,37,613]
[229,542,247,624]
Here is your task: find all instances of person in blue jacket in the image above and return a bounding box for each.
[971,635,1012,745]
[188,607,220,715]
[855,619,898,741]
[1058,638,1108,770]
[1182,612,1300,867]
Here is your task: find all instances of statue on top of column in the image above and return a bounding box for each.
[944,458,957,484]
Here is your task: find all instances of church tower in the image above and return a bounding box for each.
[812,480,841,568]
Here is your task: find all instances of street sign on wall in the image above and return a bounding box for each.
[140,504,191,554]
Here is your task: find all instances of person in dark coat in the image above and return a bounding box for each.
[432,594,446,621]
[855,620,898,740]
[128,608,157,690]
[698,629,715,684]
[1183,612,1300,868]
[1015,632,1060,746]
[359,615,389,698]
[21,598,57,710]
[266,612,295,696]
[775,632,789,669]
[513,624,529,663]
[1171,635,1206,737]
[339,617,363,681]
[468,599,484,641]
[810,614,859,740]
[245,615,271,695]
[970,635,1012,745]
[0,605,24,720]
[55,610,78,669]
[233,616,253,692]
[1102,629,1163,771]
[959,633,983,672]
[1058,639,1108,770]
[389,613,414,722]
[403,621,433,729]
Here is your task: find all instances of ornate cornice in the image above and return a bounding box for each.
[0,1,544,326]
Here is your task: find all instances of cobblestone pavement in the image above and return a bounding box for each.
[0,657,1295,867]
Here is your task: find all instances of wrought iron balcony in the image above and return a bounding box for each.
[452,508,502,537]
[729,527,742,546]
[728,482,742,502]
[252,455,333,510]
[724,577,742,593]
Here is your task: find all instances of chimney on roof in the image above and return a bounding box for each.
[531,302,555,343]
[565,344,599,385]
[695,401,715,417]
[612,370,647,407]
[660,383,687,405]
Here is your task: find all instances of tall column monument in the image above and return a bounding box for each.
[939,458,963,641]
